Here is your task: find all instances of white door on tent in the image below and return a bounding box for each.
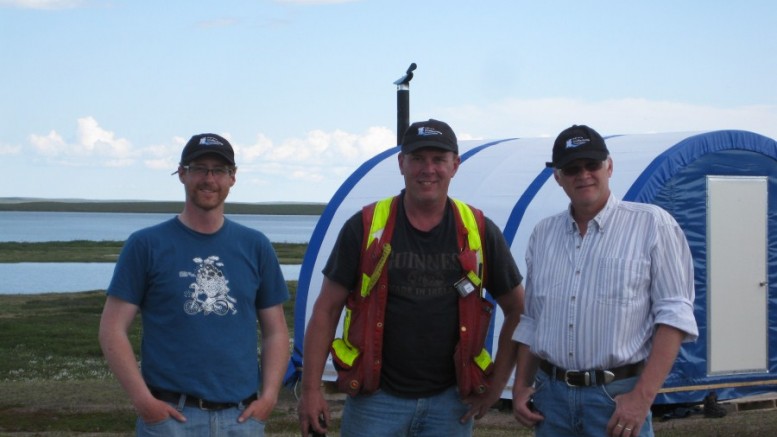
[707,176,768,375]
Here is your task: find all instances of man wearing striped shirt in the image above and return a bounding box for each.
[511,125,698,437]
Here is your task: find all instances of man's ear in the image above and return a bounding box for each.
[451,154,461,176]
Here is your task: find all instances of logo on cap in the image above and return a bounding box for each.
[199,136,225,147]
[565,136,590,149]
[417,127,443,137]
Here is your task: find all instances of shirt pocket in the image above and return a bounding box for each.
[595,257,650,306]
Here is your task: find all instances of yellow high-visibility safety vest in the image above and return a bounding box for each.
[329,195,494,397]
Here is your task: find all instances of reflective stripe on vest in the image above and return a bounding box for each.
[451,198,483,287]
[359,197,394,297]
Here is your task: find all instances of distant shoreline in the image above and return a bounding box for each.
[0,198,326,215]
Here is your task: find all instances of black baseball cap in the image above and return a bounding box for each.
[179,133,235,166]
[401,119,458,154]
[546,125,609,168]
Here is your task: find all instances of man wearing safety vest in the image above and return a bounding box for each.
[298,119,525,437]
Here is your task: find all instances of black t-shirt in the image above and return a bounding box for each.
[323,195,523,397]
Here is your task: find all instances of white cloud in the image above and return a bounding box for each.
[0,0,85,9]
[238,133,274,163]
[142,138,183,170]
[0,143,21,155]
[77,116,133,158]
[28,116,136,166]
[29,130,68,156]
[235,126,394,167]
[290,168,326,183]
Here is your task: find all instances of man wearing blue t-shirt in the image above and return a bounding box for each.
[99,133,290,436]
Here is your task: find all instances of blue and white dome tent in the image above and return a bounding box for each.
[289,128,777,405]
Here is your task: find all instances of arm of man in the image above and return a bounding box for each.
[98,295,186,423]
[461,283,525,422]
[297,277,350,436]
[512,342,544,428]
[240,304,290,423]
[606,324,685,437]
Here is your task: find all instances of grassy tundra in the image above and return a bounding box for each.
[0,241,307,264]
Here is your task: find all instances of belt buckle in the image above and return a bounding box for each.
[198,398,213,410]
[602,370,616,384]
[564,370,590,387]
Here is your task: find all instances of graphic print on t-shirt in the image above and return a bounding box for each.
[389,251,460,298]
[181,255,237,316]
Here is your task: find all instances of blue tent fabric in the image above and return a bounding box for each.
[625,132,777,404]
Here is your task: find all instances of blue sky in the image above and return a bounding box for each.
[2,0,776,203]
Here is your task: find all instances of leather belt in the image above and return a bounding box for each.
[539,359,645,387]
[150,388,257,411]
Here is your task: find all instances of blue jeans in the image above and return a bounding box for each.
[531,370,653,437]
[341,386,473,437]
[135,396,265,437]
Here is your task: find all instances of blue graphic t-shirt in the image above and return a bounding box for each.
[107,217,289,402]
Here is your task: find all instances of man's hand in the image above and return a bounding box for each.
[460,385,502,422]
[512,385,543,429]
[135,396,187,425]
[606,389,651,437]
[238,395,276,424]
[297,388,329,437]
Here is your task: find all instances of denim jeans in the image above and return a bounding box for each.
[341,386,473,437]
[532,370,653,437]
[135,396,265,437]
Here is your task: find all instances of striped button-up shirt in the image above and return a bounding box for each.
[513,194,698,370]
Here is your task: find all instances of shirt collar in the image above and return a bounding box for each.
[565,193,618,233]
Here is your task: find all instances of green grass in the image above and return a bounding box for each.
[0,283,298,382]
[0,241,308,264]
[0,408,136,432]
[0,240,125,263]
[0,286,299,434]
[0,292,136,382]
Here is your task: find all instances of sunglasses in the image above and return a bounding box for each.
[559,160,605,176]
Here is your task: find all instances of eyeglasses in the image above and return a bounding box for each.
[559,160,605,177]
[183,165,234,178]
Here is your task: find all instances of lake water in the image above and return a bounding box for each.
[0,211,317,294]
[0,211,318,243]
[0,263,302,294]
